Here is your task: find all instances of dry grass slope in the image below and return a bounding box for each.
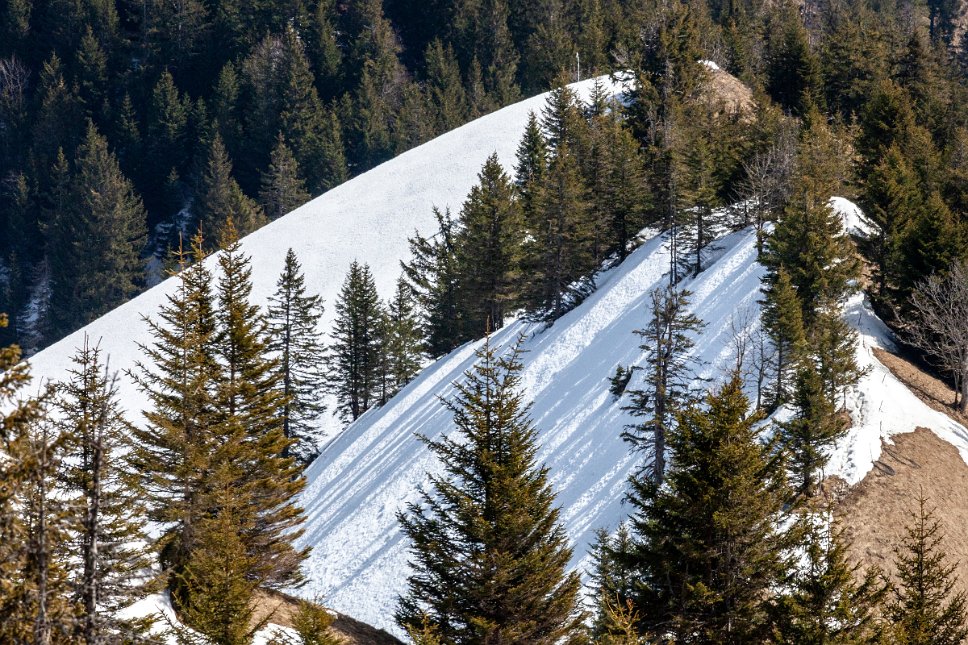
[836,348,968,599]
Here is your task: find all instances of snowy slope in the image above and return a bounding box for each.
[294,212,968,635]
[20,66,968,638]
[23,77,621,443]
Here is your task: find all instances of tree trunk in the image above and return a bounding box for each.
[960,356,968,414]
[82,430,104,643]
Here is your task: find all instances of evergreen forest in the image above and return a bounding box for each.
[4,0,968,640]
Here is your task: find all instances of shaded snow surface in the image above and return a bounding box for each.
[296,213,968,635]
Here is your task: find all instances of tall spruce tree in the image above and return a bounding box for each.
[144,70,189,213]
[589,523,637,640]
[514,111,548,221]
[267,248,327,465]
[772,520,887,644]
[212,223,308,590]
[195,134,266,247]
[383,277,424,395]
[778,365,848,497]
[328,261,385,422]
[396,337,585,643]
[129,231,220,599]
[622,286,704,485]
[48,122,147,339]
[888,493,968,645]
[18,412,78,645]
[456,153,523,334]
[0,315,60,643]
[764,7,824,117]
[280,25,347,194]
[57,338,154,643]
[402,208,468,357]
[760,268,806,407]
[763,199,859,331]
[623,372,792,643]
[260,134,312,221]
[521,144,593,319]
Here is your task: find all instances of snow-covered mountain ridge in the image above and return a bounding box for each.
[23,76,621,443]
[19,73,968,638]
[293,213,968,634]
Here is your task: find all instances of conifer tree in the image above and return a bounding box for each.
[172,475,261,645]
[623,286,704,485]
[772,520,887,644]
[521,144,593,319]
[0,315,60,643]
[316,109,350,191]
[383,277,424,394]
[212,224,308,590]
[888,493,968,644]
[764,200,858,330]
[589,523,636,639]
[424,39,469,135]
[267,248,327,465]
[352,63,396,168]
[899,191,964,299]
[764,8,824,117]
[144,70,189,212]
[195,134,266,247]
[601,120,651,260]
[760,268,806,406]
[260,134,312,221]
[402,208,468,357]
[540,84,588,155]
[514,112,548,219]
[624,373,791,643]
[778,365,847,497]
[18,414,78,645]
[396,337,585,643]
[280,25,346,195]
[861,144,921,298]
[75,27,108,113]
[57,338,153,642]
[811,310,864,406]
[129,231,220,599]
[31,54,84,188]
[48,122,148,339]
[680,128,721,277]
[394,82,435,153]
[456,153,523,334]
[328,261,385,421]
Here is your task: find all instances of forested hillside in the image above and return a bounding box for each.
[5,0,968,641]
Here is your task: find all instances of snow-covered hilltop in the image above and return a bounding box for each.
[24,77,621,443]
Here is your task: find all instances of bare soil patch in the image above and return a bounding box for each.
[250,589,403,644]
[835,428,968,597]
[702,67,756,120]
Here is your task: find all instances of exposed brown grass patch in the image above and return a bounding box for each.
[702,66,756,120]
[835,428,968,597]
[250,589,403,644]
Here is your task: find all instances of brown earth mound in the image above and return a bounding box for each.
[836,427,968,596]
[251,589,403,644]
[702,65,756,120]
